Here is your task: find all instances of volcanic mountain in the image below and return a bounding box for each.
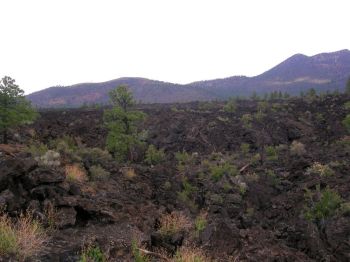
[27,49,350,107]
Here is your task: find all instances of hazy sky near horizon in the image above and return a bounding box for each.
[0,0,349,94]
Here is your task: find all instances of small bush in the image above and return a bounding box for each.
[76,147,112,166]
[344,101,350,110]
[121,167,136,179]
[257,101,269,112]
[240,143,250,156]
[24,143,48,158]
[306,162,334,177]
[131,240,149,262]
[343,114,350,133]
[79,244,107,262]
[210,162,238,182]
[0,213,47,259]
[178,179,198,211]
[265,146,278,161]
[223,98,237,113]
[304,185,343,226]
[175,151,194,173]
[159,212,192,236]
[251,153,261,165]
[65,164,88,183]
[37,150,61,167]
[174,247,210,262]
[241,114,253,128]
[145,145,166,165]
[88,165,110,181]
[195,214,207,236]
[290,141,306,156]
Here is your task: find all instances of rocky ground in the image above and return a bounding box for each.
[1,95,350,261]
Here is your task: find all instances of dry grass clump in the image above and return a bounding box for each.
[290,141,306,156]
[0,213,47,259]
[306,162,334,177]
[122,167,137,179]
[159,212,192,236]
[65,164,88,182]
[174,246,211,262]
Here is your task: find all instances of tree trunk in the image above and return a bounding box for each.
[3,129,8,144]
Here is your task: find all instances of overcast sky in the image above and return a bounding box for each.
[0,0,349,94]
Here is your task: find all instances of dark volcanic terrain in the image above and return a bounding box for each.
[1,94,350,261]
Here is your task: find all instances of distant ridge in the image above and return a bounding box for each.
[27,49,350,107]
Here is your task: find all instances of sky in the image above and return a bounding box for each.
[0,0,349,94]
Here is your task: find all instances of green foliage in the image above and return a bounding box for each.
[25,142,49,158]
[131,240,149,262]
[210,162,238,182]
[257,101,269,113]
[88,165,110,181]
[254,110,266,122]
[49,135,77,153]
[265,146,278,161]
[104,85,146,162]
[223,97,237,113]
[178,178,197,210]
[344,101,350,110]
[304,185,343,225]
[0,215,17,256]
[175,151,194,172]
[195,215,207,235]
[342,114,350,133]
[79,245,107,262]
[76,147,112,166]
[241,113,253,128]
[0,76,37,143]
[240,143,250,156]
[145,145,165,165]
[306,88,317,98]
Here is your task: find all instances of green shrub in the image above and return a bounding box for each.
[0,213,47,259]
[49,135,77,152]
[178,178,197,210]
[344,101,350,110]
[131,240,149,262]
[88,165,110,181]
[257,101,269,112]
[251,153,261,165]
[0,215,17,256]
[240,143,250,156]
[77,147,112,166]
[79,245,106,262]
[144,145,166,165]
[210,162,238,182]
[195,215,207,235]
[254,111,266,122]
[223,98,237,113]
[25,142,49,158]
[304,185,343,226]
[343,114,350,133]
[175,151,194,173]
[265,146,278,161]
[306,162,334,177]
[241,114,253,128]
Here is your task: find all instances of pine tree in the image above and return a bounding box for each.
[0,76,37,144]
